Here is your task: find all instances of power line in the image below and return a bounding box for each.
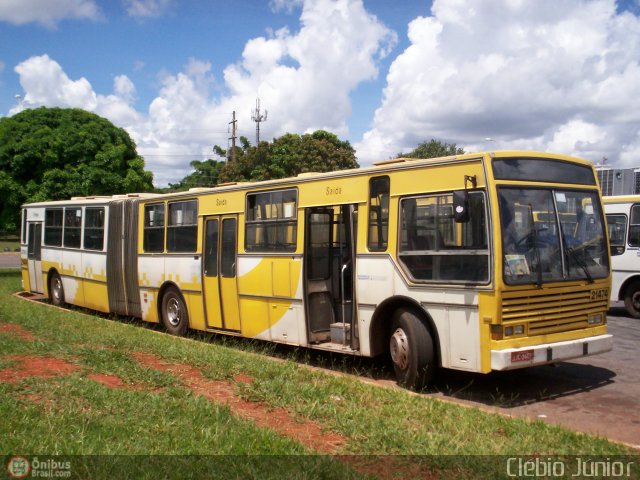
[228,110,237,162]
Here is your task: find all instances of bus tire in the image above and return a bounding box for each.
[49,272,65,307]
[161,287,190,336]
[624,281,640,319]
[389,309,435,390]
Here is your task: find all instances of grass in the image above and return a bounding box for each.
[0,269,637,479]
[0,240,19,252]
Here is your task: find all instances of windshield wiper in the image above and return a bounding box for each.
[528,204,543,288]
[566,246,594,283]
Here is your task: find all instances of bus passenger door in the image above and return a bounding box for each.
[202,215,241,331]
[27,222,43,293]
[304,205,358,347]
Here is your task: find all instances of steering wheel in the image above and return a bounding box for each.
[515,227,549,249]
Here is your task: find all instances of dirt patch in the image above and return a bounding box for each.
[133,352,346,454]
[86,372,149,391]
[234,373,254,384]
[0,355,79,383]
[0,323,36,342]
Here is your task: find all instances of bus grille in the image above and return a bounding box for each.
[501,288,608,336]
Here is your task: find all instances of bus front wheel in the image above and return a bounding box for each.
[161,287,190,336]
[389,309,435,390]
[624,281,640,318]
[49,272,65,307]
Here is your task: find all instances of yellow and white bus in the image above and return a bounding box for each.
[603,195,640,317]
[21,151,612,389]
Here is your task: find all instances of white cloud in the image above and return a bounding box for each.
[9,0,395,186]
[357,0,640,166]
[123,0,172,18]
[269,0,303,14]
[11,54,141,147]
[223,0,396,139]
[0,0,101,28]
[13,55,98,110]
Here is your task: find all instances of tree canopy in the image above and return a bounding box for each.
[397,139,465,159]
[0,107,154,233]
[169,130,358,190]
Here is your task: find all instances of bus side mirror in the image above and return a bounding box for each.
[453,190,470,223]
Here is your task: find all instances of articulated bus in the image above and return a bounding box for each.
[603,195,640,318]
[21,151,613,389]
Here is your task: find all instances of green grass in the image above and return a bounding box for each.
[0,240,19,252]
[0,269,637,479]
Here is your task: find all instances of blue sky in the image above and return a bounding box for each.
[2,0,640,186]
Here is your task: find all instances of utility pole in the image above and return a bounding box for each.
[228,111,237,162]
[251,98,267,145]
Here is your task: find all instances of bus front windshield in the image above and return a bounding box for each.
[498,188,609,285]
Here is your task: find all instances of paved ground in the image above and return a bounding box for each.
[0,252,19,269]
[423,305,640,448]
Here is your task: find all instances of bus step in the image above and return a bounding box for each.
[330,322,351,344]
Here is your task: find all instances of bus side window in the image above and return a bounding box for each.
[398,192,489,283]
[144,203,165,253]
[245,189,297,252]
[167,200,198,253]
[628,205,640,248]
[44,208,63,247]
[606,213,627,256]
[63,208,82,249]
[368,176,389,251]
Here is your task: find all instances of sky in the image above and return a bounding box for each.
[2,0,640,187]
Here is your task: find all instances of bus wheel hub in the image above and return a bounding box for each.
[390,328,409,370]
[167,298,181,326]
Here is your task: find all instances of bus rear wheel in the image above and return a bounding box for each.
[161,287,190,335]
[49,272,65,307]
[624,281,640,318]
[389,309,435,390]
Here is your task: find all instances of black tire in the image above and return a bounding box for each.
[161,287,190,335]
[49,272,65,307]
[624,281,640,319]
[389,309,435,390]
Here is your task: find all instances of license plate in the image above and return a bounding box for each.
[511,350,534,363]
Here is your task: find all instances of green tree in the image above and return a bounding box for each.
[397,139,465,159]
[209,130,358,184]
[0,107,154,233]
[167,159,225,191]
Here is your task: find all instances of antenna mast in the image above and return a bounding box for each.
[251,98,267,145]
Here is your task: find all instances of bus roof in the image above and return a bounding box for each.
[603,195,640,204]
[22,150,596,207]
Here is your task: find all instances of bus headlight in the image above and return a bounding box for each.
[588,313,604,325]
[504,325,525,337]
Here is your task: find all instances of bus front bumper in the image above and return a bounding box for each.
[491,334,613,371]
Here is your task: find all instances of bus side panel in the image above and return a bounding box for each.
[237,255,305,345]
[164,255,205,331]
[358,256,482,371]
[61,249,84,306]
[611,269,640,302]
[21,246,31,293]
[41,248,62,298]
[138,256,164,323]
[356,256,396,357]
[81,251,109,312]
